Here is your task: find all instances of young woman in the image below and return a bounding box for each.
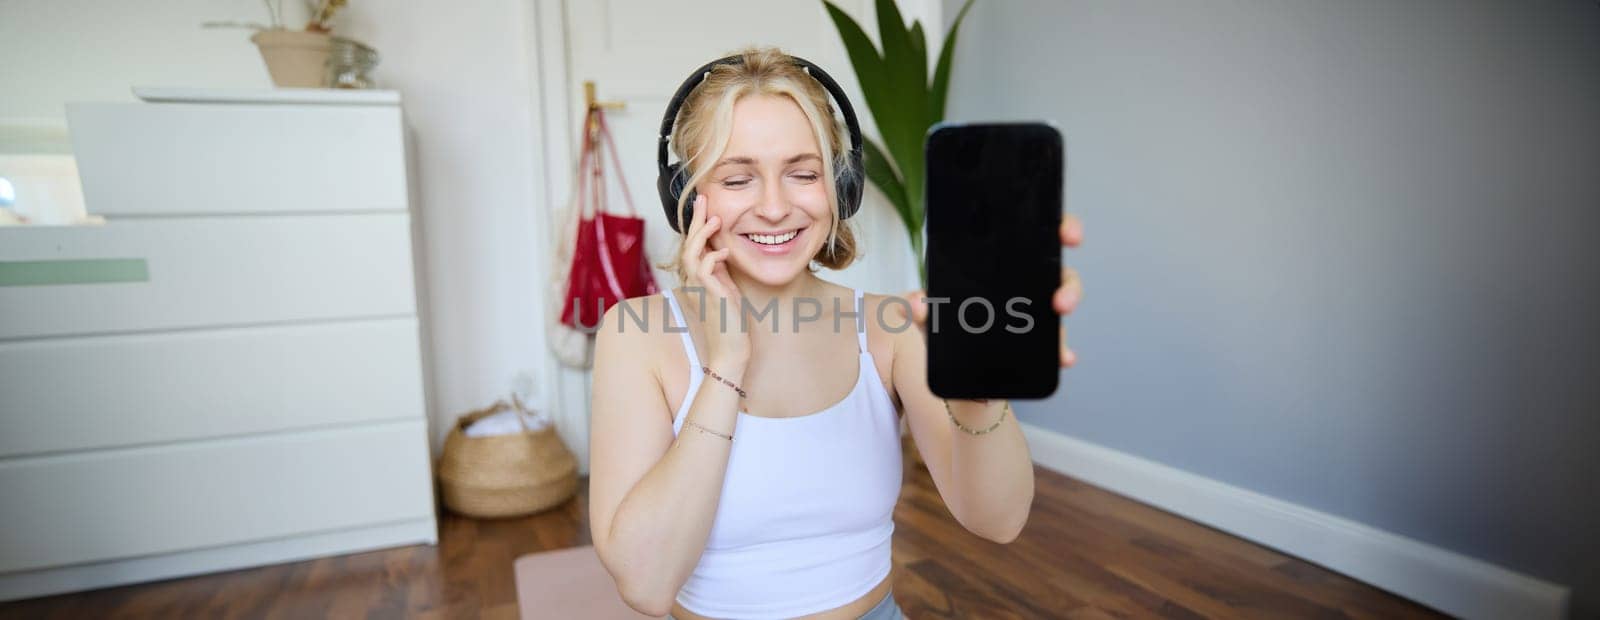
[588,47,1085,620]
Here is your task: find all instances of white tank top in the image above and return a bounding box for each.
[660,287,904,620]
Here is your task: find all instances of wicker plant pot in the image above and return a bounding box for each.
[437,398,578,519]
[251,29,332,88]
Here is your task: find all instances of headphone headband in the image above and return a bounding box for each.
[655,53,866,233]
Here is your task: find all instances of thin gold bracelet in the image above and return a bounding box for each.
[685,420,733,441]
[945,399,1010,435]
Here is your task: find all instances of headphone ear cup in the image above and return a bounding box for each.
[681,186,699,228]
[835,166,864,220]
[658,162,693,233]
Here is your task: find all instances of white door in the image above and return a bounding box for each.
[533,0,938,473]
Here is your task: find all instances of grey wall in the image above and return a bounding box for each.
[940,1,1599,617]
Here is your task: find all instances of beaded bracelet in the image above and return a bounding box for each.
[945,399,1010,436]
[701,365,747,398]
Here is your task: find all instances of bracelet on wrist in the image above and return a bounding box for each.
[685,420,733,441]
[701,365,747,398]
[945,399,1010,436]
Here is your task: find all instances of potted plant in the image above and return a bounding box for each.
[204,0,351,88]
[823,0,976,287]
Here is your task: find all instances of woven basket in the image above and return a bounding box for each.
[437,397,578,518]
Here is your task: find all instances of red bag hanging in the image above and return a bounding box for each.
[560,107,658,329]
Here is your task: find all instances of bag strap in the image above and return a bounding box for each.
[583,108,632,301]
[593,110,639,217]
[592,184,629,301]
[578,107,602,219]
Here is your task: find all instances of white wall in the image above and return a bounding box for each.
[0,1,277,119]
[336,1,554,451]
[1,0,284,156]
[1,0,557,451]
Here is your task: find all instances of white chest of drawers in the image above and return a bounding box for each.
[0,89,437,601]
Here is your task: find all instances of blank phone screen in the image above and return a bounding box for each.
[924,122,1063,400]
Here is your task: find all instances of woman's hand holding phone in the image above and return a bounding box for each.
[907,213,1084,369]
[680,194,750,368]
[1051,214,1084,367]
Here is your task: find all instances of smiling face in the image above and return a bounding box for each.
[697,94,834,288]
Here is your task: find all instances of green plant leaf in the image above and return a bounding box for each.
[873,0,928,153]
[822,2,891,127]
[874,0,914,77]
[824,0,971,285]
[862,138,913,233]
[930,0,975,122]
[871,0,930,238]
[908,20,928,97]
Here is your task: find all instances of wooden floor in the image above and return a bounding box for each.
[1,449,1445,619]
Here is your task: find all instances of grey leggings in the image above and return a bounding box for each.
[666,589,904,620]
[857,589,905,620]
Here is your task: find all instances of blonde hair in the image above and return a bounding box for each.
[659,46,859,282]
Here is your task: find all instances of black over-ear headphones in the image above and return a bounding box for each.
[656,54,866,233]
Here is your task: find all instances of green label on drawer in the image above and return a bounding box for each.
[0,259,149,286]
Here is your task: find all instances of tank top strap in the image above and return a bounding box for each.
[661,288,701,367]
[853,287,867,354]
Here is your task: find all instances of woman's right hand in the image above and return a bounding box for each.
[679,194,750,368]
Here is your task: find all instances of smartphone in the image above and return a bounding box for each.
[924,122,1063,400]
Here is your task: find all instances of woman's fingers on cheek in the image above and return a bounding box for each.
[699,250,720,280]
[703,249,729,279]
[690,195,713,236]
[704,216,722,249]
[687,195,705,236]
[702,214,720,240]
[699,252,714,274]
[711,250,735,295]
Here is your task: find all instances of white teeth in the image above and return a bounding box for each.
[745,230,798,245]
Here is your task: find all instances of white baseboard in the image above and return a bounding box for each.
[1020,423,1570,620]
[0,518,438,603]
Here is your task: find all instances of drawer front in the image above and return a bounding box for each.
[0,318,426,458]
[0,420,436,573]
[66,103,406,216]
[0,214,416,340]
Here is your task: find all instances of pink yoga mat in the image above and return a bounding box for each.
[514,545,663,619]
